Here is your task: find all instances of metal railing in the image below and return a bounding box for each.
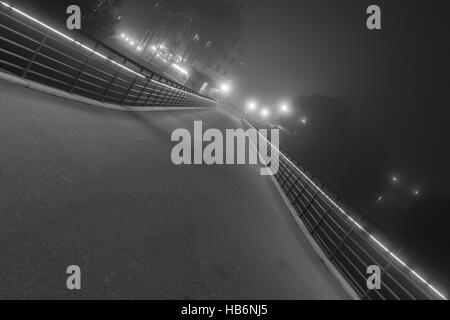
[0,2,216,109]
[243,119,448,300]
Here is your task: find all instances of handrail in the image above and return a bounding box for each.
[243,119,448,300]
[0,1,216,109]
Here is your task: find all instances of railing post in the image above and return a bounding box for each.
[22,29,50,78]
[291,183,308,204]
[70,43,98,93]
[121,67,143,105]
[299,186,323,218]
[174,86,184,107]
[284,176,300,195]
[145,89,155,106]
[311,200,338,235]
[153,86,164,106]
[101,57,127,102]
[157,79,171,106]
[134,76,151,106]
[329,216,364,260]
[279,166,291,187]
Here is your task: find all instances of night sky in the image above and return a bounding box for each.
[120,0,450,279]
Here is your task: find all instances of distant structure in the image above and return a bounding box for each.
[194,35,248,102]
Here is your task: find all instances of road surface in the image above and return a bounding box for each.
[0,78,348,299]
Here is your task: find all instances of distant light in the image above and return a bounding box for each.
[220,83,231,94]
[125,37,129,41]
[280,103,290,114]
[247,100,257,112]
[392,176,399,183]
[130,41,135,46]
[261,108,270,119]
[120,33,125,38]
[413,189,421,196]
[300,117,308,125]
[137,46,142,51]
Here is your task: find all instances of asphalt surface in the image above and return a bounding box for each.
[0,78,348,299]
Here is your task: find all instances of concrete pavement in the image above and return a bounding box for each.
[0,78,348,299]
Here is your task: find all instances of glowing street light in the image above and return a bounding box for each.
[246,100,258,112]
[220,82,231,94]
[280,102,290,114]
[171,63,189,76]
[261,108,270,119]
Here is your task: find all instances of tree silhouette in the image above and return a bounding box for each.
[147,0,243,65]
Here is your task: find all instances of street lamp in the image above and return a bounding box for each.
[261,108,270,119]
[280,103,290,114]
[220,82,231,94]
[246,100,258,112]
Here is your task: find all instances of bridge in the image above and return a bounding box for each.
[0,2,447,300]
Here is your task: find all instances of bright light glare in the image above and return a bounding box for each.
[247,101,257,112]
[220,83,231,94]
[171,63,189,75]
[280,103,290,113]
[261,108,270,118]
[120,33,125,38]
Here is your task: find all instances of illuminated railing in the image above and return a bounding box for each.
[244,119,448,300]
[0,2,216,109]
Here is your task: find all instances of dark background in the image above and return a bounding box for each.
[236,0,450,280]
